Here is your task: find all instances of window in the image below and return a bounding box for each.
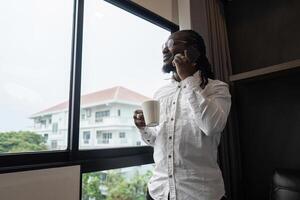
[86,108,91,117]
[82,164,154,200]
[119,132,126,138]
[0,0,177,196]
[96,131,101,144]
[39,119,47,128]
[83,131,91,144]
[95,110,110,122]
[0,0,73,153]
[96,131,112,144]
[51,140,58,149]
[52,123,58,133]
[82,108,91,120]
[44,134,49,141]
[103,133,112,144]
[79,0,170,150]
[119,132,127,144]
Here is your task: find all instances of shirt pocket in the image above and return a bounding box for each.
[177,119,204,158]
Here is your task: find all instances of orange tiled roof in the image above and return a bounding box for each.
[33,86,150,116]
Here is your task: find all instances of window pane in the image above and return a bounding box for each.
[0,0,73,153]
[82,164,154,200]
[79,0,170,149]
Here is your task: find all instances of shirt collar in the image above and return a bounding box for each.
[170,70,201,85]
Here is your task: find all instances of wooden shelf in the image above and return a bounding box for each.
[229,59,300,81]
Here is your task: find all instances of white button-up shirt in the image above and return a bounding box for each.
[139,71,231,200]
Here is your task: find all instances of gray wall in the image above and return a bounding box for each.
[234,71,300,200]
[224,0,300,199]
[225,0,300,74]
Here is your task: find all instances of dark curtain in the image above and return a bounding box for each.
[190,0,243,199]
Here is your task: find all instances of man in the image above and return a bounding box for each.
[133,30,231,200]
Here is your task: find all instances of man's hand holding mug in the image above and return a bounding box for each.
[133,110,146,129]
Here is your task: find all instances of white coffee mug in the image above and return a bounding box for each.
[141,100,160,127]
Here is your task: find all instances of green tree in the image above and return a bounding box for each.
[82,169,153,200]
[129,170,153,200]
[105,170,131,200]
[82,171,107,200]
[0,131,47,153]
[106,169,152,200]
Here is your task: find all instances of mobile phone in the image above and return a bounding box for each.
[185,46,201,64]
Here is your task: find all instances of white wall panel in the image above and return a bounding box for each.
[132,0,179,24]
[0,165,80,200]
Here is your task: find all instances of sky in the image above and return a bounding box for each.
[0,0,171,131]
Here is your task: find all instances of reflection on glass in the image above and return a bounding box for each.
[79,0,170,149]
[0,0,73,153]
[82,164,154,200]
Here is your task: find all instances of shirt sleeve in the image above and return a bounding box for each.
[181,73,231,136]
[137,90,162,146]
[138,127,157,146]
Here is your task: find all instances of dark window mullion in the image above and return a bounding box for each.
[68,0,85,157]
[81,152,154,173]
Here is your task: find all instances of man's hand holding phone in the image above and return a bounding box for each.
[172,50,198,81]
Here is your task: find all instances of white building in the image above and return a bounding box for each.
[30,86,150,150]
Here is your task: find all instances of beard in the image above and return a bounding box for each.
[162,54,176,73]
[162,63,176,73]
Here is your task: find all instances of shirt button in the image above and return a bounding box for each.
[169,175,173,178]
[178,85,181,88]
[172,102,175,105]
[171,118,174,121]
[169,136,172,140]
[183,85,186,88]
[168,155,172,158]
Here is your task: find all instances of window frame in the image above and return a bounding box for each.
[0,0,178,197]
[95,110,110,122]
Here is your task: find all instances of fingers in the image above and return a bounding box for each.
[184,50,188,58]
[133,110,143,119]
[172,54,181,66]
[172,53,189,66]
[174,53,185,60]
[134,109,143,114]
[134,119,146,127]
[133,110,146,128]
